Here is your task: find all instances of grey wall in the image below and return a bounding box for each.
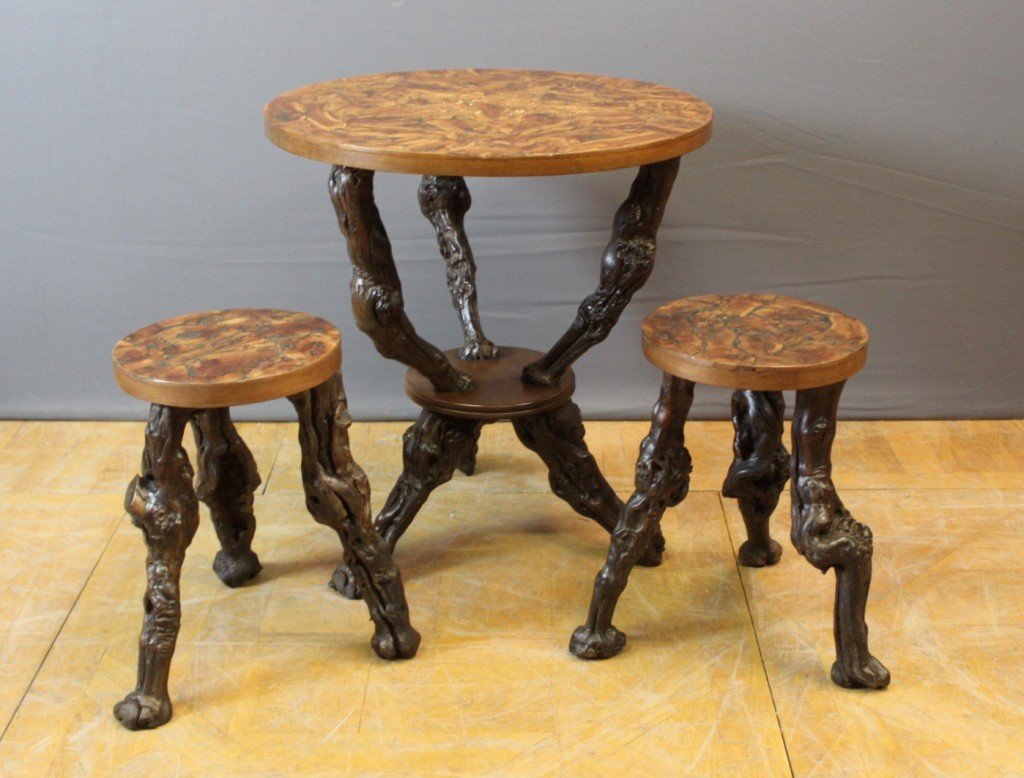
[2,1,1022,421]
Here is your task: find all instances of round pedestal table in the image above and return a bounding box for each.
[265,68,716,597]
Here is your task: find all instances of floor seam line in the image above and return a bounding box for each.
[258,429,288,495]
[0,512,126,743]
[718,491,795,778]
[355,664,371,734]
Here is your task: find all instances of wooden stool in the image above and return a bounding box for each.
[570,294,890,690]
[111,309,419,730]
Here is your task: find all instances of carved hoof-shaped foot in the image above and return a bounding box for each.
[213,549,262,588]
[637,530,666,567]
[329,563,362,600]
[737,539,783,568]
[831,656,891,690]
[114,692,172,731]
[569,624,627,659]
[522,363,557,388]
[461,340,498,360]
[371,623,421,660]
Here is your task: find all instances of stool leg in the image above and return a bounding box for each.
[191,408,262,587]
[114,405,199,731]
[290,374,420,660]
[722,390,790,567]
[791,382,890,689]
[330,409,482,599]
[512,400,666,567]
[570,375,694,659]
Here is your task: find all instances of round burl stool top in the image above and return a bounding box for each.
[113,309,341,408]
[642,294,868,390]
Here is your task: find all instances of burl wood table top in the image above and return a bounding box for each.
[264,69,712,176]
[642,294,869,391]
[113,309,341,408]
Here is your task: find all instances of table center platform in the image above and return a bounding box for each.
[264,68,714,597]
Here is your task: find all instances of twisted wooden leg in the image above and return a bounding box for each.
[523,158,680,387]
[456,424,482,476]
[418,175,497,360]
[329,165,472,392]
[330,409,482,599]
[722,390,790,567]
[791,382,890,689]
[115,405,199,730]
[191,408,262,587]
[571,375,694,658]
[512,400,665,567]
[290,373,420,660]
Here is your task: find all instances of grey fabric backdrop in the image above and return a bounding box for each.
[2,1,1022,421]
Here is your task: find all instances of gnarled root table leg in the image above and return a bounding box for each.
[512,400,666,567]
[329,165,472,392]
[456,424,482,476]
[418,175,497,360]
[331,409,482,599]
[571,375,694,659]
[722,390,790,567]
[791,382,890,689]
[115,405,199,730]
[191,408,262,587]
[289,373,420,660]
[523,157,680,387]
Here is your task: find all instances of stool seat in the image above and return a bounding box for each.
[641,293,868,390]
[113,309,341,408]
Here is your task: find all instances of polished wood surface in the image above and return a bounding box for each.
[264,69,713,176]
[642,294,869,390]
[1,419,1022,774]
[404,347,574,419]
[113,309,340,408]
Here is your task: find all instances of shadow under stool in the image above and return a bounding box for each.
[110,308,419,730]
[570,293,891,690]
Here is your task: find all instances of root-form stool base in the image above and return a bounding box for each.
[573,294,890,691]
[112,309,419,731]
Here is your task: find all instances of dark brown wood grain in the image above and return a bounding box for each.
[791,382,890,689]
[114,405,198,730]
[329,166,473,393]
[571,373,694,659]
[523,157,680,386]
[265,69,712,176]
[288,374,421,660]
[721,390,790,567]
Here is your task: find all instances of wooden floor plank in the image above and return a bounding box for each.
[0,421,24,452]
[0,419,1021,775]
[721,489,1024,776]
[0,421,788,776]
[0,493,124,736]
[0,421,288,496]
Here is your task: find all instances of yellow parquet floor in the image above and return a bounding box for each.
[0,419,1022,775]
